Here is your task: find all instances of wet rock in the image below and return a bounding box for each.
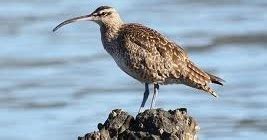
[78,108,199,140]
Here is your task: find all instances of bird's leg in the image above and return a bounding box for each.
[150,83,159,109]
[138,83,149,113]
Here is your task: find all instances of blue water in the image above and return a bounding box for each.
[1,0,267,140]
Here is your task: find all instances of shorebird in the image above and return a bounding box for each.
[53,6,224,112]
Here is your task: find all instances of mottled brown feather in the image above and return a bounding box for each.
[101,22,223,97]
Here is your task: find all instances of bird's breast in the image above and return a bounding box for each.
[99,28,173,84]
[100,38,141,80]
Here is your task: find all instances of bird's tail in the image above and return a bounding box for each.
[206,73,225,86]
[203,85,218,97]
[186,60,224,97]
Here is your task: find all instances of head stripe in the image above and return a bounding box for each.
[94,6,112,13]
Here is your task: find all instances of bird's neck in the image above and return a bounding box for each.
[99,21,123,55]
[100,19,123,45]
[100,20,123,37]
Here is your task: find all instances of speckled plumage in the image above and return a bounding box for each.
[101,22,223,97]
[53,6,224,111]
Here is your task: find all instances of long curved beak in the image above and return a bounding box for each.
[53,14,93,32]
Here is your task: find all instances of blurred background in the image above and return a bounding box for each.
[1,0,267,139]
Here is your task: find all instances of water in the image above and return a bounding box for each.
[1,0,267,139]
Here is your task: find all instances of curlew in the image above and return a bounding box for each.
[53,6,224,112]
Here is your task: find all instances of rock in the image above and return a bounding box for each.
[78,108,199,140]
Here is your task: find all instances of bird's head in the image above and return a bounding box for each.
[53,6,123,32]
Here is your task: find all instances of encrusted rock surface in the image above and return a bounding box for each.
[78,108,199,140]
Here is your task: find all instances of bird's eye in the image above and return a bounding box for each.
[99,12,112,16]
[100,12,106,16]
